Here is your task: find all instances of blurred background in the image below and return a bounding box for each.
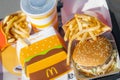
[0,0,20,18]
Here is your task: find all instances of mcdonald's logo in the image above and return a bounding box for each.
[46,67,58,78]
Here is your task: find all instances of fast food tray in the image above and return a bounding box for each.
[0,1,120,80]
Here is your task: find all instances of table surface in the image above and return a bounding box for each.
[0,0,20,18]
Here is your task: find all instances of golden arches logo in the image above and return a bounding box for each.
[46,67,58,78]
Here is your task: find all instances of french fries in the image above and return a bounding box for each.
[2,11,30,43]
[63,14,111,65]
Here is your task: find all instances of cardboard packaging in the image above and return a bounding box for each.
[61,0,120,79]
[17,27,73,80]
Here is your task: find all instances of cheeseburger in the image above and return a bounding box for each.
[72,36,116,77]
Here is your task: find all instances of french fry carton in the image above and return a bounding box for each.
[0,21,23,80]
[0,22,8,50]
[17,27,75,80]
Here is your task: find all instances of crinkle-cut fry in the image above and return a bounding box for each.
[5,16,18,35]
[89,31,96,40]
[75,15,82,31]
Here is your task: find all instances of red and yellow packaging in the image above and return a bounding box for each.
[17,27,71,80]
[0,22,8,50]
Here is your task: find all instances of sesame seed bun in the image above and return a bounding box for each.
[73,36,112,67]
[72,36,116,77]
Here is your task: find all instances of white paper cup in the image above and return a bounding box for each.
[20,0,58,30]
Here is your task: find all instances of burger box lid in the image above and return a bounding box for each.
[16,26,77,80]
[61,0,120,79]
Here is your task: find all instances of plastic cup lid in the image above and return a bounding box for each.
[20,0,56,16]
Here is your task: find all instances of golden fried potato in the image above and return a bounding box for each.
[2,11,30,44]
[63,14,111,65]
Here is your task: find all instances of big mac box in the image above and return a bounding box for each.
[17,27,71,80]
